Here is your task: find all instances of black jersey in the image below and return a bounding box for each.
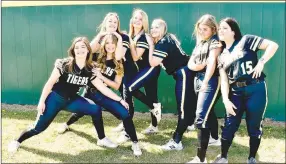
[191,35,221,76]
[52,58,96,98]
[153,34,190,75]
[121,33,137,74]
[218,34,265,84]
[134,33,150,69]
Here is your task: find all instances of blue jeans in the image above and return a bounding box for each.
[17,91,102,143]
[194,73,220,129]
[172,66,197,143]
[222,80,268,141]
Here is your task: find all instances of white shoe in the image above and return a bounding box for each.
[8,140,20,153]
[161,139,183,151]
[117,131,130,144]
[208,136,221,146]
[213,154,228,163]
[143,125,158,134]
[97,137,118,148]
[131,142,142,156]
[187,156,207,163]
[187,125,196,131]
[150,103,162,123]
[57,123,70,134]
[112,122,124,132]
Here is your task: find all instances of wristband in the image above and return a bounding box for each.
[118,98,123,102]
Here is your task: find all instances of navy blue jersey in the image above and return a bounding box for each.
[52,58,96,98]
[134,33,150,69]
[191,35,221,75]
[153,34,190,75]
[218,34,265,84]
[121,33,138,74]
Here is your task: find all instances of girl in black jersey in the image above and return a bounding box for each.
[8,37,128,153]
[126,9,162,134]
[58,34,142,156]
[187,14,222,163]
[146,18,197,151]
[213,18,279,163]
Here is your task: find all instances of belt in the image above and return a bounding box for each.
[231,79,262,88]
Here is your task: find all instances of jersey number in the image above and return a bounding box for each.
[241,61,253,75]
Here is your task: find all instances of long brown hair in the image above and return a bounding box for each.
[97,34,124,76]
[66,37,93,73]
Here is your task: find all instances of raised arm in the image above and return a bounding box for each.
[251,38,279,78]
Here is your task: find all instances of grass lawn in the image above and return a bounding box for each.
[2,108,285,163]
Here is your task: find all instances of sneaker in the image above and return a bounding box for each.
[212,154,228,163]
[112,122,124,132]
[143,125,158,134]
[131,142,142,156]
[161,139,183,151]
[97,137,118,148]
[150,103,162,123]
[247,157,257,164]
[208,136,221,146]
[117,131,130,144]
[8,140,20,153]
[187,124,196,131]
[187,156,207,163]
[57,123,70,134]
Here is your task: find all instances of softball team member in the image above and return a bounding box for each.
[147,18,197,150]
[58,34,142,156]
[8,37,128,153]
[213,18,278,163]
[127,9,162,134]
[187,14,222,163]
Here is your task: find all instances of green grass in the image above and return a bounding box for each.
[2,109,285,163]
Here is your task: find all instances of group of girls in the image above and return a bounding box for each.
[8,8,278,163]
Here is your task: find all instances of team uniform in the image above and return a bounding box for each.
[192,35,221,130]
[64,57,139,143]
[127,33,161,127]
[119,33,155,118]
[218,35,268,159]
[14,58,103,144]
[154,34,197,149]
[188,35,222,162]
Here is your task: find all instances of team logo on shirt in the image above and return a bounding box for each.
[67,74,88,85]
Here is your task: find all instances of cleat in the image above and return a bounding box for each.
[161,139,183,151]
[143,125,158,134]
[131,142,142,156]
[97,137,118,148]
[187,156,207,163]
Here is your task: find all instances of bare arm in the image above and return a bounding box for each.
[90,33,105,53]
[146,35,163,67]
[219,68,236,116]
[98,73,123,90]
[91,77,129,108]
[187,55,207,71]
[201,48,221,85]
[251,39,279,78]
[113,32,124,60]
[38,66,61,114]
[258,39,279,64]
